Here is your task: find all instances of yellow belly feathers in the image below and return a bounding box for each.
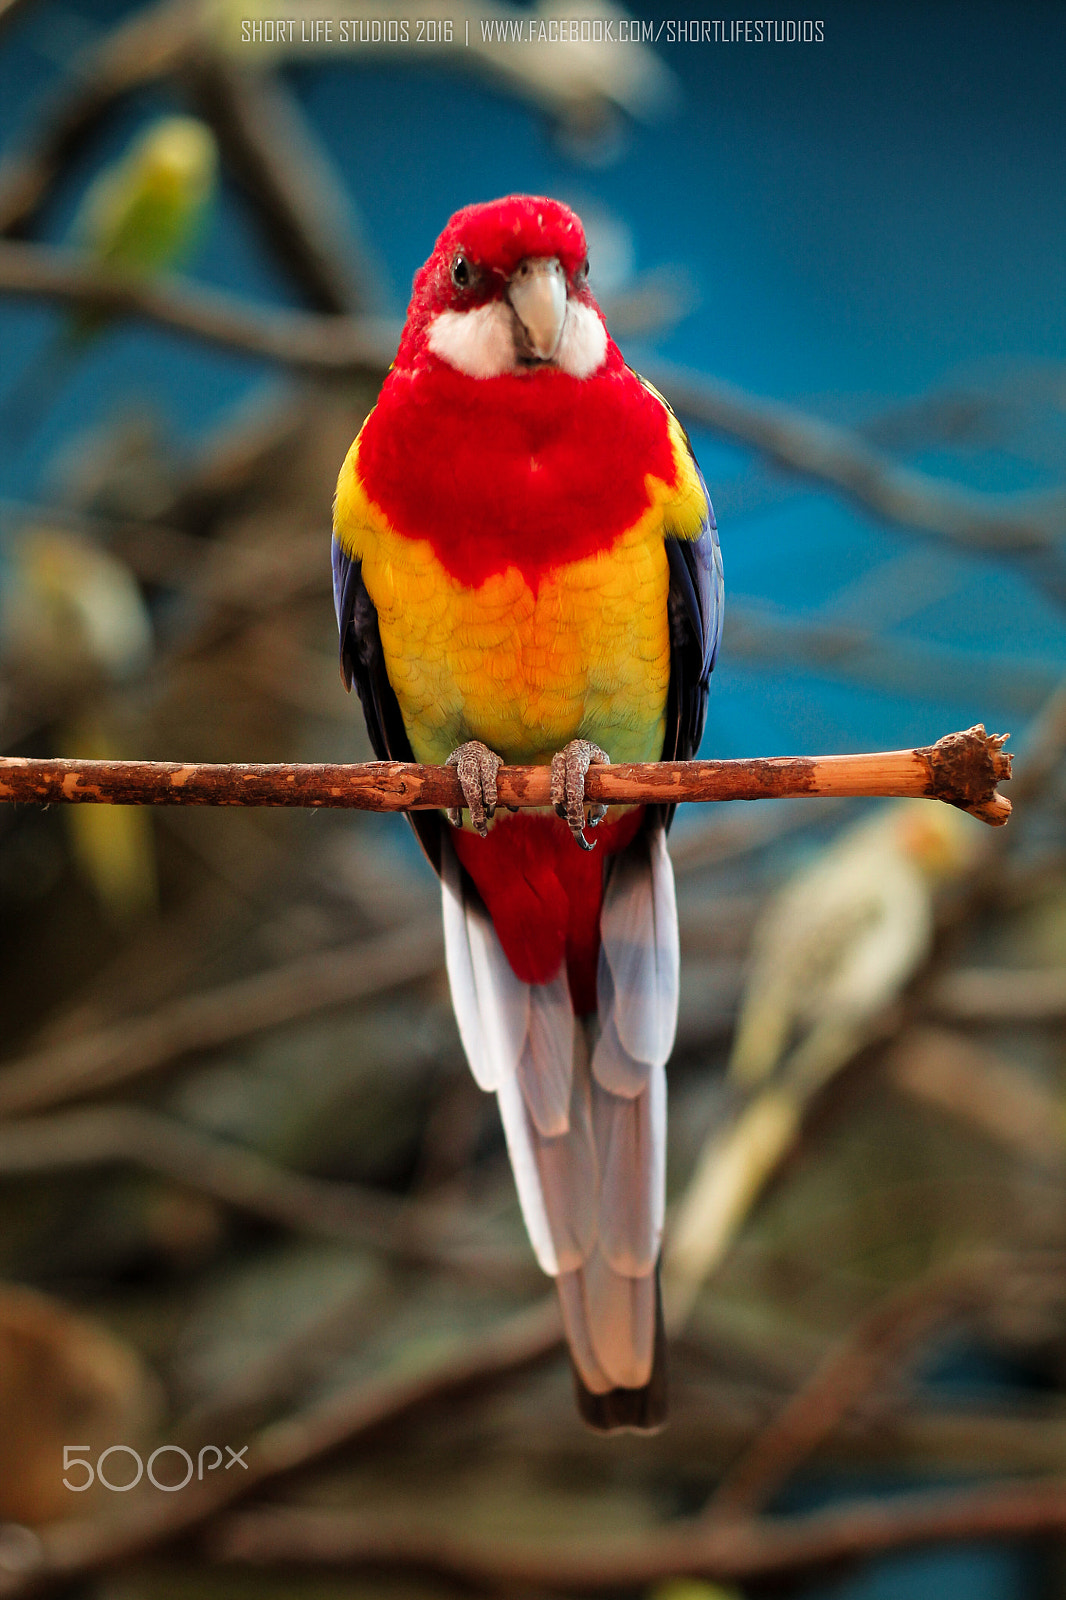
[335,420,705,769]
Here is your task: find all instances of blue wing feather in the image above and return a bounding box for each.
[629,374,723,764]
[332,534,442,868]
[665,454,722,761]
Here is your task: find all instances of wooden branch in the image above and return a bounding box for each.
[927,967,1066,1022]
[0,0,198,238]
[0,920,442,1117]
[207,1478,1066,1587]
[0,1298,563,1598]
[0,1105,527,1281]
[705,1256,1002,1520]
[2,240,1063,561]
[0,240,396,374]
[0,726,1012,825]
[645,360,1066,557]
[183,59,373,315]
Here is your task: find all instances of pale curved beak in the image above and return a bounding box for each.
[507,256,566,362]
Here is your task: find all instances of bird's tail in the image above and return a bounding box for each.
[441,823,678,1433]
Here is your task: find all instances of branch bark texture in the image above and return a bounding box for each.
[208,1478,1066,1587]
[0,727,1012,824]
[1,239,1063,558]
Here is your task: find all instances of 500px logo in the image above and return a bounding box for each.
[63,1444,248,1492]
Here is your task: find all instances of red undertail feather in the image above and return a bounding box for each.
[451,809,644,1012]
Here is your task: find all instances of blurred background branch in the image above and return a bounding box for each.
[3,236,1064,578]
[0,239,396,369]
[207,1479,1066,1586]
[0,4,1063,1598]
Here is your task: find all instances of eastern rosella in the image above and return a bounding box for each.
[0,527,157,920]
[333,196,722,1431]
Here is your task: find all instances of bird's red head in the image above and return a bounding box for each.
[395,195,612,380]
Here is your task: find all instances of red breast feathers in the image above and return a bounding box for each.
[353,196,681,589]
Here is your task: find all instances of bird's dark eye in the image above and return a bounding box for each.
[451,253,472,289]
[575,256,590,286]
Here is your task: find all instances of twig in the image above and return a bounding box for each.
[927,967,1066,1022]
[205,1478,1066,1586]
[0,1105,527,1279]
[705,1255,1006,1520]
[0,0,35,37]
[1009,680,1066,801]
[0,240,396,373]
[0,920,442,1116]
[0,727,1013,824]
[184,59,373,314]
[643,360,1066,556]
[727,600,1060,716]
[0,1297,562,1598]
[888,1026,1065,1162]
[0,0,199,237]
[2,241,1064,562]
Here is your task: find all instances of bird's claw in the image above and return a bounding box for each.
[446,740,502,836]
[550,740,610,850]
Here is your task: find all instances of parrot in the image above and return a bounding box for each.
[0,525,157,920]
[333,196,722,1432]
[664,799,987,1328]
[3,115,218,434]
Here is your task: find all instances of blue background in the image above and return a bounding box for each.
[2,3,1064,1593]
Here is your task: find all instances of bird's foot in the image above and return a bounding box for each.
[446,740,502,836]
[550,740,610,851]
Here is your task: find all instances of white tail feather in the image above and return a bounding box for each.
[584,1245,657,1386]
[557,1246,657,1391]
[556,1268,612,1393]
[590,1000,650,1096]
[441,839,493,1088]
[495,1072,563,1273]
[525,1046,599,1272]
[517,969,574,1136]
[467,907,530,1080]
[441,835,528,1091]
[592,1062,666,1275]
[598,827,679,1068]
[441,824,675,1404]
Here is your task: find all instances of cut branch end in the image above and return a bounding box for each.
[0,727,1011,825]
[921,725,1013,825]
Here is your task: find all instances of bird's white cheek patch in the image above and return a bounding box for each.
[555,301,608,379]
[427,303,514,378]
[427,298,608,380]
